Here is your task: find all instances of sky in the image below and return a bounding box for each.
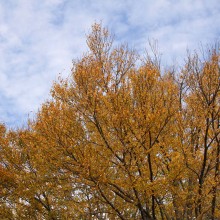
[0,0,219,128]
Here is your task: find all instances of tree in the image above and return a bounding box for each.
[177,47,220,219]
[0,23,219,219]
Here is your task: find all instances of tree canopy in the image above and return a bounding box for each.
[0,23,219,220]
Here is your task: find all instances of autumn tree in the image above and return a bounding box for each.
[176,46,220,219]
[0,24,219,220]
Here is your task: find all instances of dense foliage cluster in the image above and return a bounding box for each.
[0,24,219,219]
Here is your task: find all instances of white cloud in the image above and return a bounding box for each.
[0,0,219,127]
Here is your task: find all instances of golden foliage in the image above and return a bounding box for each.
[0,24,219,220]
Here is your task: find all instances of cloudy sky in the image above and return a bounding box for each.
[0,0,219,128]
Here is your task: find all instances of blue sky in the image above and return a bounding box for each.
[0,0,219,128]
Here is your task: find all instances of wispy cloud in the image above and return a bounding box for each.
[0,0,219,127]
